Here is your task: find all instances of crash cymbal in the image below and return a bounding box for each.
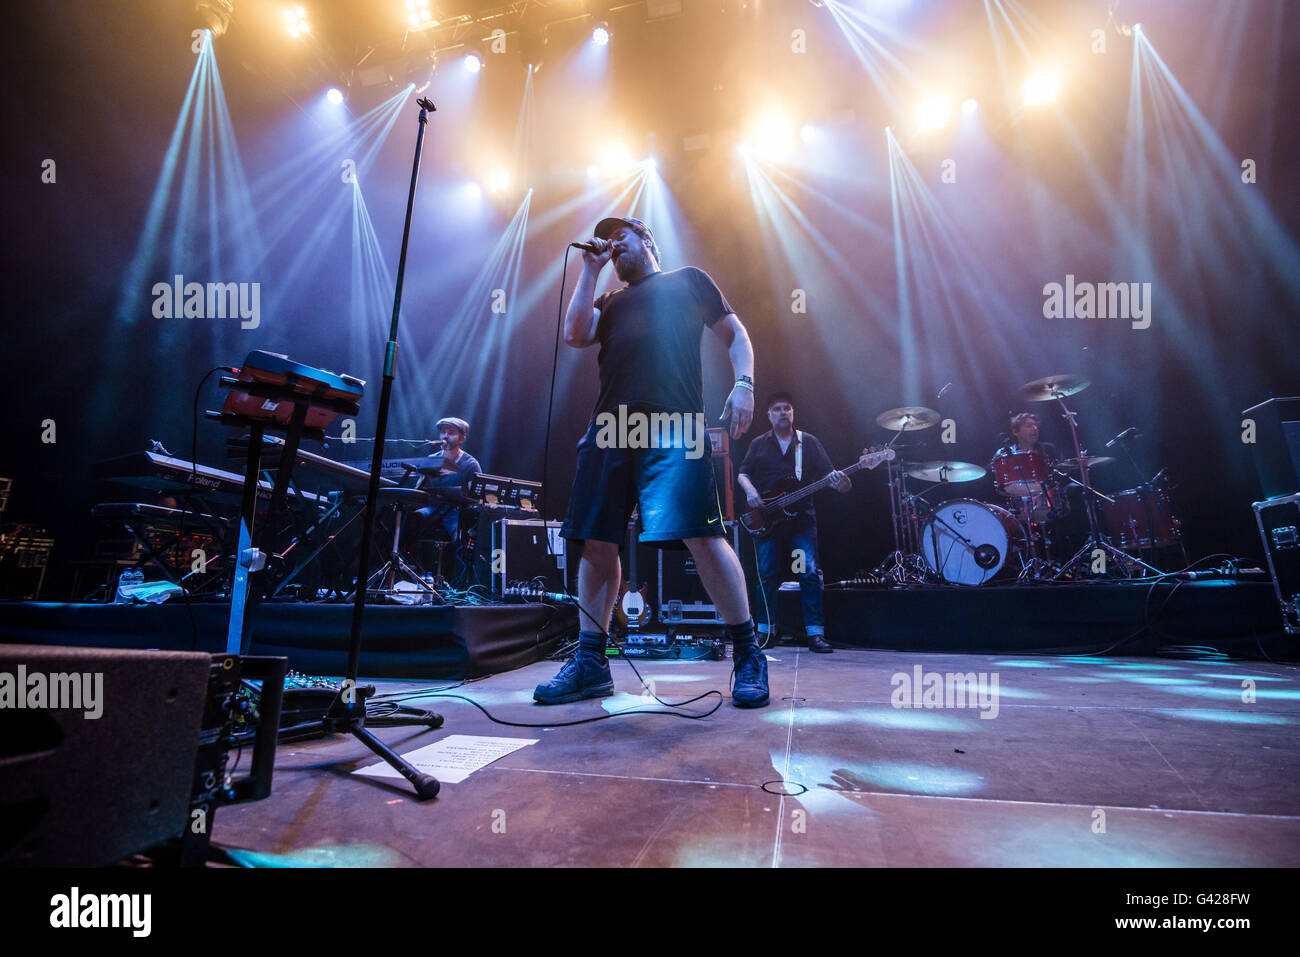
[1019,374,1091,401]
[906,461,987,483]
[876,406,941,431]
[1057,455,1115,470]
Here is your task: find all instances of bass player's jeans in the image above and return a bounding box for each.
[753,514,825,639]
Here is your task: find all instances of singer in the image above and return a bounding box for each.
[534,216,769,707]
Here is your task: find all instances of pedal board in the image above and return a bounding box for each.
[616,634,726,660]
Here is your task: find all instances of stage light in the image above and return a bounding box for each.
[464,181,483,199]
[914,94,953,134]
[750,112,795,161]
[464,53,482,74]
[592,23,610,46]
[800,124,817,143]
[405,0,438,29]
[488,170,510,193]
[196,0,233,37]
[1022,69,1061,106]
[596,142,633,177]
[961,98,978,114]
[285,6,309,37]
[586,164,601,179]
[326,87,343,105]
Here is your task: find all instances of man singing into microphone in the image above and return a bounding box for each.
[534,216,767,707]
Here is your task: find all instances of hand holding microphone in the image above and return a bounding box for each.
[570,237,615,269]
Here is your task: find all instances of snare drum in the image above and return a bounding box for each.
[1102,488,1181,549]
[920,499,1027,585]
[992,449,1050,497]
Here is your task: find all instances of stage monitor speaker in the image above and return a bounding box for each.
[0,645,212,866]
[1242,396,1300,500]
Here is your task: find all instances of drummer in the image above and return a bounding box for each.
[990,411,1072,526]
[993,412,1061,466]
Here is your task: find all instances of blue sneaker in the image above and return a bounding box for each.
[731,645,770,708]
[534,653,614,705]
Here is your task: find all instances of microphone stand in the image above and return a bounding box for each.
[320,97,443,800]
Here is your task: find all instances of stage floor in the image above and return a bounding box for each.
[212,646,1300,867]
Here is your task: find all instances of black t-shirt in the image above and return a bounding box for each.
[592,267,733,415]
[739,430,836,519]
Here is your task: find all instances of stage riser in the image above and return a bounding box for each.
[0,602,575,679]
[766,582,1292,659]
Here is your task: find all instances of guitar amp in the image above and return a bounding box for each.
[657,522,741,627]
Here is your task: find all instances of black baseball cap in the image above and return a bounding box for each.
[594,216,660,263]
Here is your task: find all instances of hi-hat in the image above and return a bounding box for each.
[1020,374,1090,401]
[876,406,941,431]
[906,461,987,483]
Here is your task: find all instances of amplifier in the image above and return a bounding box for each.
[1243,397,1300,500]
[708,428,735,523]
[0,524,54,600]
[657,523,740,626]
[1253,493,1300,635]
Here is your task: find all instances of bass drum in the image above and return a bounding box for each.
[920,499,1026,585]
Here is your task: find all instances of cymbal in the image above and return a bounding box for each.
[906,461,987,483]
[1019,374,1090,401]
[876,406,941,431]
[1057,455,1115,470]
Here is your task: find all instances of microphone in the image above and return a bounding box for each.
[570,239,611,254]
[1105,427,1139,448]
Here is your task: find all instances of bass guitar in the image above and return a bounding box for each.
[741,446,895,539]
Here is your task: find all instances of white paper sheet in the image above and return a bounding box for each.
[354,734,537,784]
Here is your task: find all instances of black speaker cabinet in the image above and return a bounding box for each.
[1243,396,1300,500]
[0,645,212,866]
[657,523,741,627]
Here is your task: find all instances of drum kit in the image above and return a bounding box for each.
[873,374,1186,586]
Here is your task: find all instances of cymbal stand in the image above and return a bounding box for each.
[875,458,923,583]
[874,425,930,584]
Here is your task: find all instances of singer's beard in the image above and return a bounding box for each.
[613,249,652,283]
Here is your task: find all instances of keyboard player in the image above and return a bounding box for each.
[409,416,482,560]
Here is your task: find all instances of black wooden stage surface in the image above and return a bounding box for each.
[207,648,1300,867]
[0,580,1291,675]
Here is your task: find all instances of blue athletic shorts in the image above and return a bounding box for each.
[560,412,726,549]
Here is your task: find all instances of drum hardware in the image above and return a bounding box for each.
[874,407,942,584]
[1017,375,1164,580]
[874,459,930,584]
[1102,428,1190,567]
